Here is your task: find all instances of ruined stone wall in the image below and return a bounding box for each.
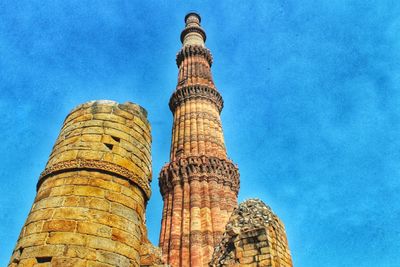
[9,100,154,267]
[210,199,293,267]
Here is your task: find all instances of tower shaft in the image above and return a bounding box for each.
[9,101,154,266]
[159,13,240,267]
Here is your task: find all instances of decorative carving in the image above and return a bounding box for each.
[176,45,213,67]
[177,111,223,127]
[180,26,207,43]
[169,85,224,113]
[38,159,151,199]
[159,155,240,197]
[177,60,212,83]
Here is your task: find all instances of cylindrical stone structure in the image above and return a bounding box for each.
[159,13,240,267]
[9,100,152,267]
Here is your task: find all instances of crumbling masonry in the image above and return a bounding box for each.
[9,13,292,267]
[9,101,162,266]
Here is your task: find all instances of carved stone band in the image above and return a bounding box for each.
[38,159,151,199]
[176,45,213,67]
[180,26,207,43]
[169,85,224,113]
[159,155,240,197]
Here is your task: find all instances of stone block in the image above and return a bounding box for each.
[20,245,66,259]
[87,236,116,252]
[64,245,97,260]
[26,209,54,224]
[52,207,90,220]
[43,220,77,232]
[105,191,135,210]
[240,256,254,264]
[18,233,48,247]
[88,177,121,192]
[49,185,74,197]
[63,196,80,206]
[51,258,86,267]
[110,202,138,223]
[33,196,64,210]
[86,260,114,267]
[111,228,136,247]
[243,249,258,257]
[95,250,130,266]
[77,222,112,238]
[87,197,110,211]
[115,241,139,259]
[24,221,44,236]
[73,185,105,197]
[13,258,37,266]
[47,232,86,246]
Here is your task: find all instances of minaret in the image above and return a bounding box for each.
[159,13,240,266]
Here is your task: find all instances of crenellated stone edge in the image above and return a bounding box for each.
[159,155,240,197]
[176,45,213,67]
[65,100,151,131]
[169,84,224,113]
[38,159,152,199]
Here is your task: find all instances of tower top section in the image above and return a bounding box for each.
[181,12,206,47]
[185,12,201,23]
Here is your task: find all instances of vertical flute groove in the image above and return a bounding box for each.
[159,13,239,266]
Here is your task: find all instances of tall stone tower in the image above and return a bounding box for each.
[9,101,155,266]
[159,13,240,266]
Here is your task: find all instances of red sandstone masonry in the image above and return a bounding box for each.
[159,13,240,266]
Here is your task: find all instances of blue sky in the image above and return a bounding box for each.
[1,1,399,266]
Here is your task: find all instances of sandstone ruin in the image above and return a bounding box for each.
[9,13,292,267]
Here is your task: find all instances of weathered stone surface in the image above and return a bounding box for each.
[9,13,292,267]
[140,240,165,266]
[210,199,293,267]
[159,13,239,267]
[9,100,161,267]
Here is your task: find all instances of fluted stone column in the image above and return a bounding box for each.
[9,100,152,267]
[159,13,240,267]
